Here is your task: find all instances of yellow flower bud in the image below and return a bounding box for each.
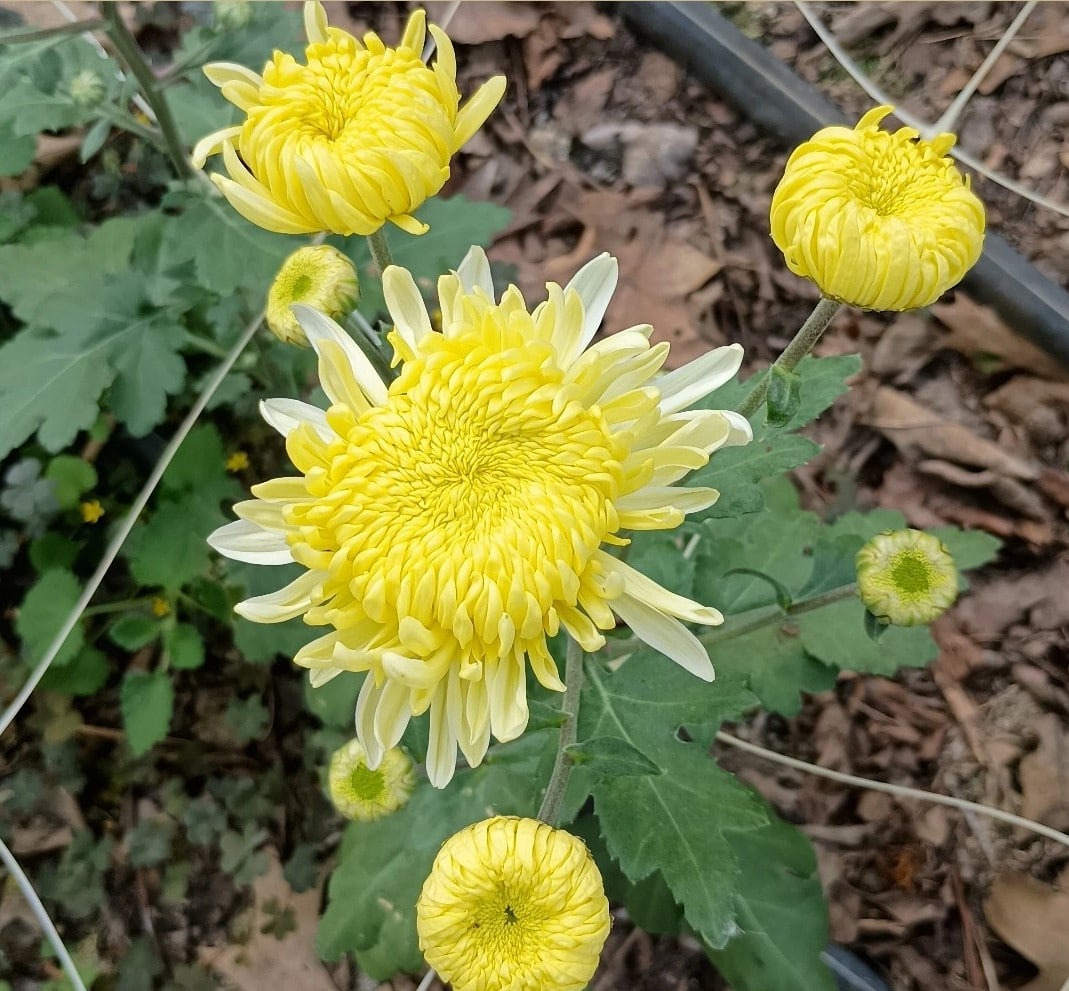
[152,597,170,618]
[771,106,985,311]
[80,499,104,524]
[327,739,415,821]
[192,2,506,237]
[265,245,359,346]
[856,529,958,626]
[226,451,250,472]
[417,817,611,991]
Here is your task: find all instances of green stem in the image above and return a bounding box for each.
[182,330,230,360]
[99,4,193,181]
[343,314,397,385]
[737,297,842,420]
[158,37,221,86]
[366,229,394,275]
[99,105,167,152]
[0,18,104,44]
[700,582,857,647]
[82,596,158,618]
[536,637,585,826]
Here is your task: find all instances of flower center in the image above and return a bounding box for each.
[289,319,626,663]
[342,763,386,802]
[470,886,545,961]
[888,549,935,598]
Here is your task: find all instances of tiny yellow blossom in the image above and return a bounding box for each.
[226,451,250,473]
[80,500,104,524]
[417,817,610,991]
[856,529,958,626]
[770,106,985,311]
[328,738,415,821]
[209,247,750,787]
[192,2,506,236]
[266,245,359,346]
[152,597,171,618]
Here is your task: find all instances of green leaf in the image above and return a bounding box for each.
[578,652,766,948]
[765,365,801,428]
[303,671,361,729]
[930,526,1002,575]
[28,534,78,573]
[225,695,269,743]
[798,600,938,675]
[0,122,34,176]
[39,646,109,696]
[125,498,220,590]
[318,732,547,976]
[16,569,83,667]
[120,670,174,756]
[709,809,835,991]
[565,736,662,778]
[44,456,96,509]
[108,615,161,651]
[107,316,187,436]
[166,624,205,670]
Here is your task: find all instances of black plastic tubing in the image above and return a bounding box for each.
[619,1,1069,368]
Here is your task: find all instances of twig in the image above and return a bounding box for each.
[0,17,104,44]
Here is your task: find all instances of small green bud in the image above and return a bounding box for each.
[214,0,252,31]
[765,364,801,427]
[327,739,416,822]
[265,245,359,346]
[68,70,105,109]
[856,529,958,627]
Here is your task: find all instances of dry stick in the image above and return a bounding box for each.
[715,730,1069,851]
[0,836,88,991]
[0,307,266,738]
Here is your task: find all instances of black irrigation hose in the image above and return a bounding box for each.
[619,1,1069,368]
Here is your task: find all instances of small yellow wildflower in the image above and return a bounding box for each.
[770,106,985,311]
[418,816,610,991]
[856,529,958,626]
[266,245,359,346]
[80,500,104,524]
[152,597,171,618]
[226,451,250,473]
[328,739,415,821]
[192,2,506,236]
[209,247,749,786]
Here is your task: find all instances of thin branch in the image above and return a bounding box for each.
[536,637,585,825]
[415,967,438,991]
[0,17,104,44]
[0,836,88,991]
[716,730,1069,851]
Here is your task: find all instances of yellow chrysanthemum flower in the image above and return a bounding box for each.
[416,816,610,991]
[266,245,359,346]
[856,529,958,626]
[208,247,750,786]
[191,2,506,236]
[80,499,104,524]
[770,105,985,311]
[328,738,415,821]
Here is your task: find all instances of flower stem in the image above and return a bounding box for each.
[366,228,394,275]
[736,297,842,420]
[99,105,167,152]
[0,17,105,44]
[537,637,585,826]
[99,4,193,181]
[699,582,857,648]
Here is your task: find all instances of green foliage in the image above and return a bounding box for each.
[36,832,113,920]
[219,825,270,885]
[16,569,83,666]
[565,736,663,778]
[318,732,548,977]
[166,624,205,670]
[182,797,227,847]
[576,652,767,948]
[127,818,175,868]
[108,614,161,652]
[44,456,96,509]
[708,809,835,991]
[120,671,174,756]
[225,695,270,743]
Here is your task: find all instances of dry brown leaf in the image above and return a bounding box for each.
[1018,713,1069,827]
[553,70,615,136]
[441,2,543,45]
[985,867,1069,991]
[933,296,1068,380]
[199,851,334,991]
[866,386,1040,480]
[582,122,699,189]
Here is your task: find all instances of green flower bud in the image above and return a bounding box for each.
[214,0,252,31]
[265,245,359,346]
[856,529,958,627]
[327,739,415,822]
[69,70,106,109]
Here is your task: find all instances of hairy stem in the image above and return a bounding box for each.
[366,228,394,274]
[699,582,857,648]
[536,637,585,825]
[99,4,193,180]
[736,297,842,420]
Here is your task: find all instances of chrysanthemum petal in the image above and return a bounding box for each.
[610,593,715,682]
[191,126,241,169]
[562,253,618,361]
[452,74,507,150]
[260,398,334,441]
[615,485,720,515]
[292,304,388,405]
[211,174,313,235]
[600,552,723,625]
[383,266,433,350]
[236,569,326,623]
[657,343,745,415]
[208,519,293,565]
[303,0,329,44]
[455,245,495,297]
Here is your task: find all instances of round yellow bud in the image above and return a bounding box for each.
[417,816,611,991]
[327,739,415,822]
[856,529,958,626]
[191,2,506,236]
[771,106,985,311]
[265,245,358,346]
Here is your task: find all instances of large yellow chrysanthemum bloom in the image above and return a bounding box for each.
[416,816,610,991]
[191,2,506,236]
[208,247,750,787]
[770,106,985,311]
